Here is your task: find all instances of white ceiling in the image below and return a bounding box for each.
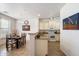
[0,3,65,19]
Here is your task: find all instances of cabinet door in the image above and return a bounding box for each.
[39,20,49,30]
[35,40,48,56]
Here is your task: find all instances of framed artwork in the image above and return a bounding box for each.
[63,13,79,30]
[22,25,30,31]
[22,20,30,31]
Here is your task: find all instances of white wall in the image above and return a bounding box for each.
[16,17,39,40]
[60,3,79,56]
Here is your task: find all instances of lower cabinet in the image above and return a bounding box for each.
[35,39,48,56]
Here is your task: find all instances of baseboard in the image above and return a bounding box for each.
[60,46,71,56]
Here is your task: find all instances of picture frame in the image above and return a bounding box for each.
[22,25,30,31]
[63,13,79,30]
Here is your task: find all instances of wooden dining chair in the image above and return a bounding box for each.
[6,34,16,51]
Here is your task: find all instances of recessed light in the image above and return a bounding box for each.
[37,14,40,17]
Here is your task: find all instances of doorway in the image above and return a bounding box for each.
[38,18,65,56]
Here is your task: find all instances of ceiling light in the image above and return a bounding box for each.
[37,14,40,17]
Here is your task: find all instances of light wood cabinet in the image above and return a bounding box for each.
[35,39,48,56]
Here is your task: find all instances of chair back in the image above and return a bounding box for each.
[21,33,26,37]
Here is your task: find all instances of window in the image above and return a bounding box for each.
[1,19,9,29]
[0,18,10,38]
